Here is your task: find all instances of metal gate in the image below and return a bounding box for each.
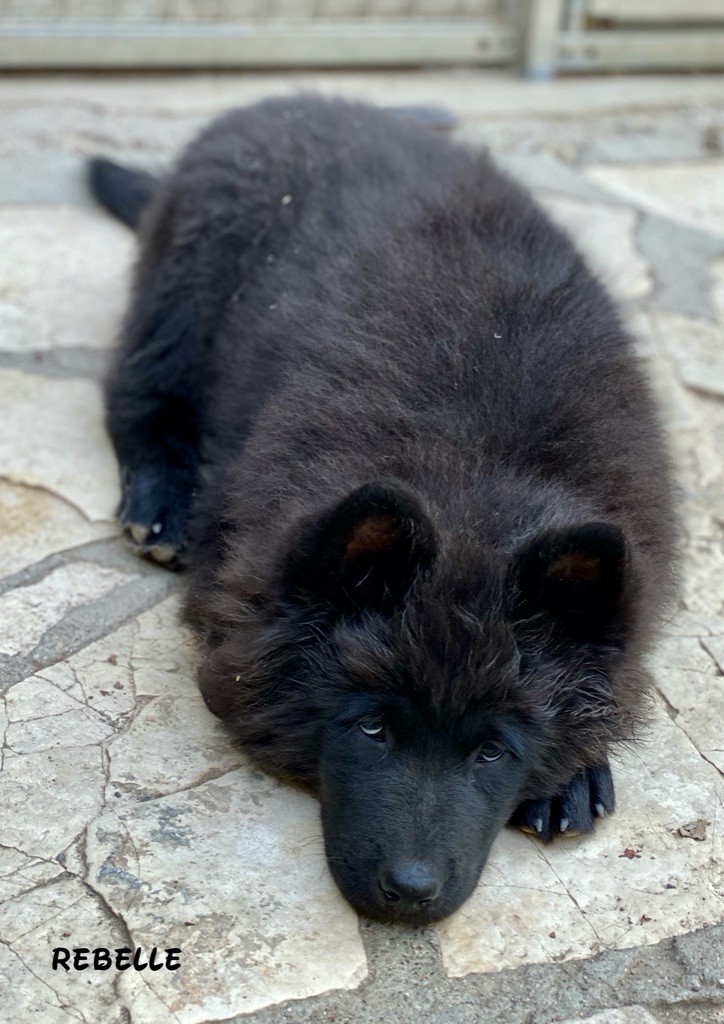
[0,0,516,69]
[1,0,723,73]
[523,0,724,79]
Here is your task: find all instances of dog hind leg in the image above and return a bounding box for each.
[106,287,204,567]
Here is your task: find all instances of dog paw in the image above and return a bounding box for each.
[118,465,194,568]
[509,762,615,842]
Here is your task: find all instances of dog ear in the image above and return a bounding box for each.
[281,482,438,614]
[511,522,630,645]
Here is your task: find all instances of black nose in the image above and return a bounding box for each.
[379,860,442,909]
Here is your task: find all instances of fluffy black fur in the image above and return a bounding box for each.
[90,96,677,924]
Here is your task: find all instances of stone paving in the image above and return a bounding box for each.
[0,70,723,1024]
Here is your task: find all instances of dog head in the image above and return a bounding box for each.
[199,480,637,922]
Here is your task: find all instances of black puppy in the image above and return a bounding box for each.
[90,96,676,924]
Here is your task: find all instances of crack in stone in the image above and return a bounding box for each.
[68,663,92,708]
[137,972,185,1024]
[0,473,95,526]
[0,869,69,907]
[7,706,97,725]
[0,347,107,383]
[2,801,147,1021]
[9,890,87,945]
[58,1004,85,1024]
[110,763,245,805]
[0,853,44,881]
[655,685,680,721]
[0,938,69,1013]
[58,1007,85,1024]
[101,743,112,789]
[102,694,156,746]
[478,880,566,898]
[532,842,606,949]
[72,825,140,1015]
[700,638,724,675]
[0,841,40,860]
[690,749,724,777]
[657,687,724,779]
[33,667,119,731]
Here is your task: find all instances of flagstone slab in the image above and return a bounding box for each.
[436,704,724,978]
[107,692,246,799]
[0,942,87,1024]
[0,743,106,859]
[0,479,115,579]
[0,592,367,1022]
[649,635,724,776]
[637,213,724,321]
[584,161,724,237]
[38,592,195,695]
[678,534,724,623]
[632,312,724,493]
[0,561,138,657]
[86,769,367,1024]
[0,873,130,1024]
[652,666,724,776]
[703,637,724,674]
[112,594,199,700]
[679,359,724,400]
[0,206,133,351]
[645,311,724,371]
[537,195,651,302]
[0,366,119,522]
[4,675,115,754]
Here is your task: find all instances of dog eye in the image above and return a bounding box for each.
[476,742,506,763]
[359,720,385,741]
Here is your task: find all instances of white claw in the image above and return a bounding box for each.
[560,818,569,833]
[129,523,149,544]
[151,522,163,535]
[535,818,543,833]
[150,544,176,564]
[595,803,607,818]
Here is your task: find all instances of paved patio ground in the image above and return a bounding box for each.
[0,69,723,1024]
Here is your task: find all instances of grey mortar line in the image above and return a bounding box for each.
[197,919,724,1024]
[0,535,174,598]
[0,347,109,382]
[0,572,177,695]
[636,213,724,321]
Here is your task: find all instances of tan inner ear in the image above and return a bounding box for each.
[345,514,401,560]
[548,552,602,584]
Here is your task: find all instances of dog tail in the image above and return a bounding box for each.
[87,157,161,229]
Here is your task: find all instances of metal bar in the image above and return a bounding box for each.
[518,0,565,80]
[557,28,724,71]
[0,18,515,68]
[587,0,724,22]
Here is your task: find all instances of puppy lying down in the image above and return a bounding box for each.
[89,96,676,924]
